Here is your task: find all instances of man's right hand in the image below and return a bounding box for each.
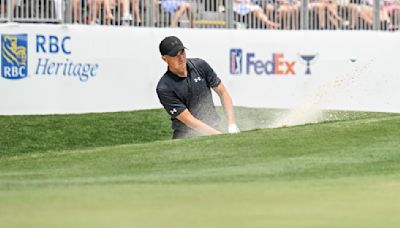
[228,123,240,133]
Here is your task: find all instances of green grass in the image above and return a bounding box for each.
[1,108,400,227]
[0,109,172,157]
[0,107,393,157]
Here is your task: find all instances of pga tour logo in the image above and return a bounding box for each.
[230,49,243,74]
[1,34,28,80]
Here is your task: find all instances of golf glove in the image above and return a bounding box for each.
[228,123,240,133]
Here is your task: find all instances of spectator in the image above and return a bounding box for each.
[70,0,80,23]
[277,0,300,29]
[161,0,192,27]
[342,0,365,29]
[133,0,141,25]
[233,0,280,29]
[385,0,400,29]
[265,0,278,22]
[345,0,391,29]
[380,0,398,29]
[309,0,343,29]
[88,0,113,24]
[217,0,226,12]
[0,0,17,17]
[134,0,159,26]
[116,0,133,22]
[88,0,132,24]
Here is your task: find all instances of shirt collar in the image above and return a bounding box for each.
[166,62,192,80]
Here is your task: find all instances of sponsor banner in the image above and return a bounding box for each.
[0,25,399,114]
[1,33,99,82]
[229,48,318,76]
[0,24,164,115]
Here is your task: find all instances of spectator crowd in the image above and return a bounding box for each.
[0,0,399,30]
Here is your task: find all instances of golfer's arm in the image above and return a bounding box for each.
[213,83,235,125]
[176,109,222,135]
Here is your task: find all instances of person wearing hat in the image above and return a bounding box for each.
[156,36,240,139]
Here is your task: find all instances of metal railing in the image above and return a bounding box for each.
[0,0,399,31]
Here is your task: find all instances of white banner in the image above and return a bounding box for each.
[0,24,399,115]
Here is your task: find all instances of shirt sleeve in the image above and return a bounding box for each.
[197,59,221,88]
[156,88,187,118]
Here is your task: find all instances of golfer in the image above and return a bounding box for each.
[156,36,240,139]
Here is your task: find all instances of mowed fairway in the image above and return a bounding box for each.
[1,108,400,228]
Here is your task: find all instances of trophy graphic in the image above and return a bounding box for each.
[298,54,318,75]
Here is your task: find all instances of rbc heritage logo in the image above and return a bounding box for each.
[1,34,28,80]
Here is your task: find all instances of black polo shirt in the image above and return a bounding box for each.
[156,58,221,139]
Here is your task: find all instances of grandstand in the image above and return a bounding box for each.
[0,0,399,30]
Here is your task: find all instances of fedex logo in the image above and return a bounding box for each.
[247,53,295,75]
[230,49,297,76]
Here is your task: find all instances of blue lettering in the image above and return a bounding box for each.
[62,36,71,54]
[33,58,99,82]
[265,54,275,74]
[90,64,99,77]
[55,63,63,74]
[36,58,49,74]
[67,61,74,75]
[254,60,264,75]
[36,35,72,54]
[49,35,59,53]
[36,35,46,53]
[246,53,255,74]
[47,62,56,74]
[73,63,82,76]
